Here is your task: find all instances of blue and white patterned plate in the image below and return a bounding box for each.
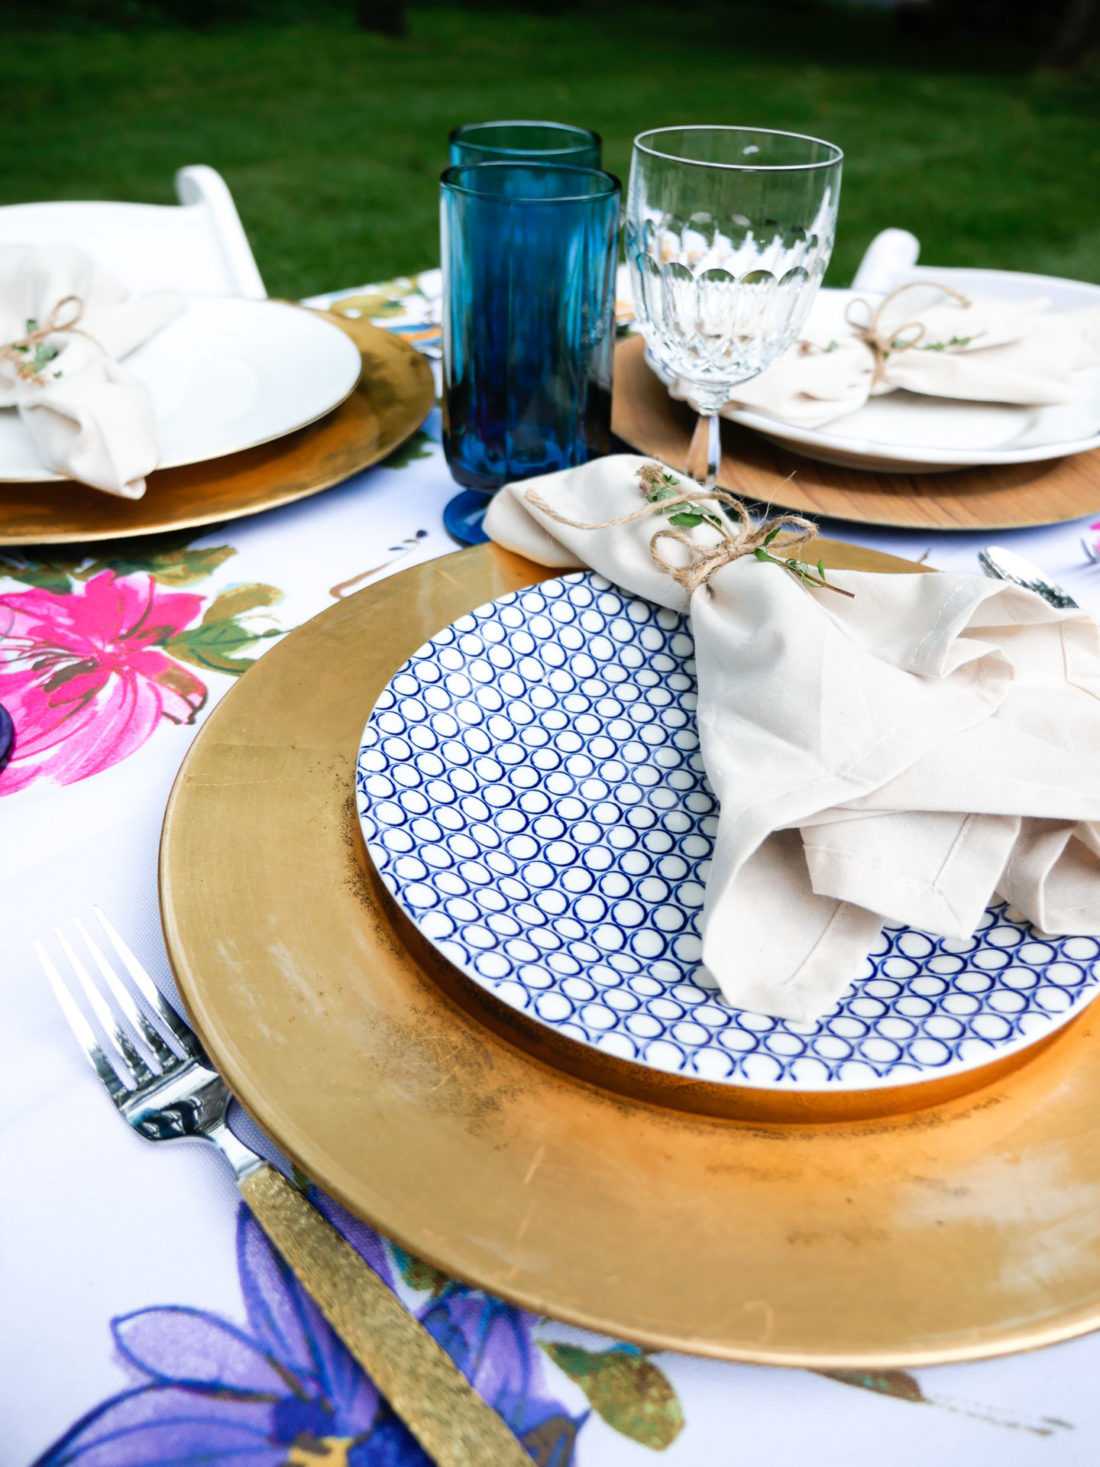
[356,572,1100,1096]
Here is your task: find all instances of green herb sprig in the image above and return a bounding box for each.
[917,334,974,352]
[752,525,854,598]
[637,462,723,531]
[7,318,62,382]
[636,463,854,599]
[888,333,974,354]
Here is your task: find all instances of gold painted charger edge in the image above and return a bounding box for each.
[160,541,1100,1369]
[0,313,435,545]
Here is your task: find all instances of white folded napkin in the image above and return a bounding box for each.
[666,281,1100,431]
[485,454,1100,1023]
[0,245,183,497]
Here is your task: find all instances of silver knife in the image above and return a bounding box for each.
[978,546,1080,610]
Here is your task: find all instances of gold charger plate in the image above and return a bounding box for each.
[0,313,435,545]
[161,541,1100,1368]
[613,334,1100,531]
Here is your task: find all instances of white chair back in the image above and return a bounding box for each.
[0,165,265,298]
[851,228,1100,308]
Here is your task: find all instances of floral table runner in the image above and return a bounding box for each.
[3,274,1100,1467]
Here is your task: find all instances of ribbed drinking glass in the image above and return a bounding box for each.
[440,161,620,543]
[449,120,601,169]
[626,126,843,487]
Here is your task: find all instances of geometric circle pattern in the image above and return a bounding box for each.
[357,572,1100,1092]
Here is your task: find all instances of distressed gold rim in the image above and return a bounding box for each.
[161,542,1100,1367]
[0,312,434,545]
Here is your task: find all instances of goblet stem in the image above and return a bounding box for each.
[686,410,722,489]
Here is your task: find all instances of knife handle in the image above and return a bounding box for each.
[240,1163,530,1467]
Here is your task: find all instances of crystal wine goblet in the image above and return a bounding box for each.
[626,126,842,488]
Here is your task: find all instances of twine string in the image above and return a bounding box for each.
[1,296,97,386]
[523,482,818,596]
[843,280,974,387]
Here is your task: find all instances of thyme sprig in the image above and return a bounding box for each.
[637,462,724,531]
[915,333,975,352]
[6,318,62,382]
[636,463,854,598]
[752,525,854,597]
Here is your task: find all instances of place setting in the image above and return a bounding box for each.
[0,236,435,545]
[138,121,1100,1385]
[609,128,1100,532]
[7,73,1100,1467]
[8,0,1100,1451]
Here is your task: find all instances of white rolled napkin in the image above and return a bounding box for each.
[666,281,1100,431]
[0,244,183,497]
[485,454,1100,1023]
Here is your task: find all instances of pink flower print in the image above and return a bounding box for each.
[0,571,206,795]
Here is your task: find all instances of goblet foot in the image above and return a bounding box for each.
[443,488,492,545]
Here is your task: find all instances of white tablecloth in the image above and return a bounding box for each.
[4,273,1100,1467]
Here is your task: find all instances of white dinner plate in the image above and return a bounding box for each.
[648,270,1100,473]
[356,573,1100,1103]
[0,297,363,483]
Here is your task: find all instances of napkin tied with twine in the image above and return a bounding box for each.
[668,280,1100,431]
[0,245,184,497]
[485,454,1100,1023]
[525,471,826,597]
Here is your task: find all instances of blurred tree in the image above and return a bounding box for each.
[898,0,1100,62]
[1043,0,1100,66]
[355,0,406,34]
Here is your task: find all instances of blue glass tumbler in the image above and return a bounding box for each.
[440,161,620,543]
[449,120,601,170]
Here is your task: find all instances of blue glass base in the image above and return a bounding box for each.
[443,489,493,546]
[0,703,13,775]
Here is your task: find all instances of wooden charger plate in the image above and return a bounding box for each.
[613,334,1100,531]
[161,541,1100,1368]
[0,313,435,546]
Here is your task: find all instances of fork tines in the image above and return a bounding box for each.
[35,909,199,1100]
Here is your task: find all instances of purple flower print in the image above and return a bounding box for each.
[34,1198,583,1466]
[419,1291,580,1466]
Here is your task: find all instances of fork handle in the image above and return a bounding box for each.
[239,1164,531,1467]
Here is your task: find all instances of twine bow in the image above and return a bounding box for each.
[523,481,821,596]
[1,295,94,385]
[844,280,974,387]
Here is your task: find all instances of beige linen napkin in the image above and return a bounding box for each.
[485,454,1100,1023]
[0,245,184,497]
[666,282,1100,431]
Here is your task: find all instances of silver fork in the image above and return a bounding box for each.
[36,910,530,1467]
[36,912,261,1178]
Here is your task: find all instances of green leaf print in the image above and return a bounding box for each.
[817,1368,926,1403]
[0,529,236,592]
[0,554,81,593]
[166,583,286,676]
[76,540,236,587]
[383,428,434,470]
[542,1342,684,1450]
[390,1245,453,1298]
[331,277,426,320]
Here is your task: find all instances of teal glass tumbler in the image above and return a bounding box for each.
[449,120,601,169]
[440,162,620,543]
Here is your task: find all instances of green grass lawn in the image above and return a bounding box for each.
[3,4,1099,297]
